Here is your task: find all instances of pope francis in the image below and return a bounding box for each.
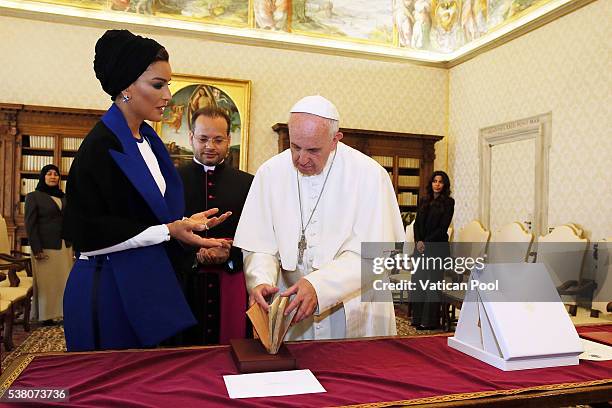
[233,95,405,340]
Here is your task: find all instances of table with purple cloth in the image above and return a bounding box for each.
[0,325,611,407]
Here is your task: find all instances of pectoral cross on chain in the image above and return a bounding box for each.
[295,149,336,266]
[298,233,307,265]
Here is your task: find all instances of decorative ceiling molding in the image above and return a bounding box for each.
[0,0,597,68]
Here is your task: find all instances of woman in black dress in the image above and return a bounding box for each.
[411,170,454,330]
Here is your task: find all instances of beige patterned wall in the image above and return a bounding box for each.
[490,139,535,233]
[449,0,611,240]
[0,15,448,173]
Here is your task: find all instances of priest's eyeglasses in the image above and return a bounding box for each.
[197,137,227,146]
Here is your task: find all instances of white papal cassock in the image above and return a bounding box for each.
[234,142,405,340]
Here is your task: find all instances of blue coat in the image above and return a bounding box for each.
[63,104,196,351]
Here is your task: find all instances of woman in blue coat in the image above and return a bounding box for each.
[62,30,231,351]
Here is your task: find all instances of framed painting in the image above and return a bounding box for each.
[155,74,251,171]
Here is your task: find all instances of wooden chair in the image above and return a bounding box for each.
[0,263,23,350]
[536,225,593,316]
[441,221,490,331]
[405,219,415,254]
[563,223,585,238]
[0,289,10,373]
[0,293,14,355]
[487,222,534,264]
[591,238,612,318]
[0,215,33,278]
[391,221,415,308]
[0,215,34,327]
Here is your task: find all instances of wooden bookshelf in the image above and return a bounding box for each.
[0,104,104,250]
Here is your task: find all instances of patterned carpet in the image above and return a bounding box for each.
[1,306,449,372]
[1,325,66,372]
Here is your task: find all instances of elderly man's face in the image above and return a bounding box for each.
[288,113,342,176]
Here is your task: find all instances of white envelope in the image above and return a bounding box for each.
[224,369,326,399]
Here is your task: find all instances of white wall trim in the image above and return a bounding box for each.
[479,112,552,236]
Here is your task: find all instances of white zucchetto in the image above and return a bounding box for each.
[289,95,340,121]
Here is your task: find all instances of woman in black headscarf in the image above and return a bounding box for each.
[25,164,72,325]
[410,170,455,330]
[62,30,231,351]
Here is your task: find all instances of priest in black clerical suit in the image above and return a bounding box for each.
[173,106,253,345]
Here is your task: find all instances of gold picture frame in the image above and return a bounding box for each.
[154,74,251,171]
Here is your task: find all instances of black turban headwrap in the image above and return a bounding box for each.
[36,164,65,198]
[94,29,164,100]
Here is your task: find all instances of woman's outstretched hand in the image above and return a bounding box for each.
[167,208,232,248]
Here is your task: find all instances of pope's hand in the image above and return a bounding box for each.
[249,283,279,312]
[416,241,425,254]
[281,278,318,324]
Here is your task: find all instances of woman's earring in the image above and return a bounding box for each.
[121,93,131,103]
